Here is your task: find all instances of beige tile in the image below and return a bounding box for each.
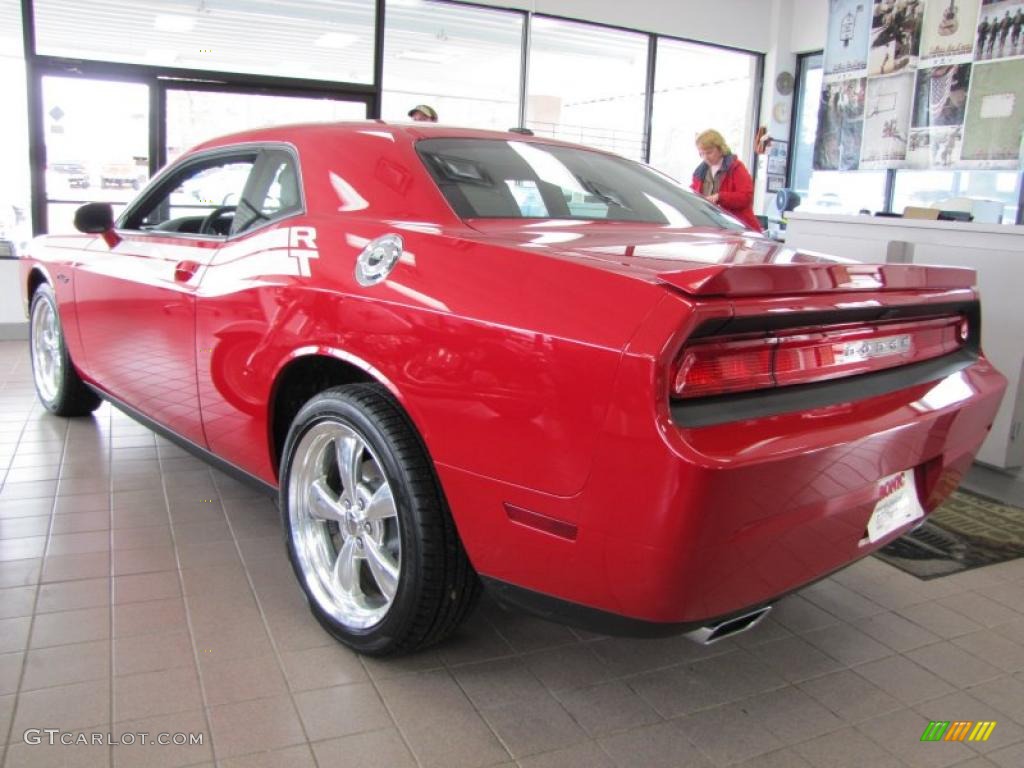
[46,531,110,556]
[747,635,846,683]
[907,641,1005,688]
[37,578,110,613]
[111,526,172,551]
[453,658,547,710]
[310,729,416,768]
[200,654,288,706]
[555,680,661,737]
[0,536,46,561]
[0,585,35,618]
[54,493,110,515]
[517,741,614,768]
[0,650,23,695]
[13,678,110,733]
[51,511,110,535]
[799,669,904,724]
[854,655,956,706]
[520,644,614,692]
[0,615,30,653]
[772,594,844,634]
[953,629,1024,674]
[598,721,713,768]
[112,709,212,768]
[278,644,368,691]
[175,540,240,568]
[675,702,786,765]
[732,748,815,768]
[41,551,110,582]
[191,618,274,662]
[736,685,846,745]
[802,623,895,666]
[30,605,110,648]
[294,682,392,741]
[114,629,194,677]
[0,515,50,539]
[21,639,110,690]
[377,668,475,723]
[940,592,1023,629]
[855,610,943,652]
[479,600,578,654]
[0,692,13,747]
[173,521,233,547]
[114,666,202,722]
[218,744,316,768]
[399,708,510,768]
[0,498,52,519]
[968,676,1024,725]
[899,603,984,640]
[113,598,188,638]
[435,619,514,668]
[180,563,251,597]
[480,690,588,759]
[0,557,41,588]
[989,742,1024,768]
[111,508,168,530]
[112,546,177,576]
[113,571,181,604]
[207,695,305,759]
[793,727,903,768]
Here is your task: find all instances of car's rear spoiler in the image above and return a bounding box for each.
[657,263,977,297]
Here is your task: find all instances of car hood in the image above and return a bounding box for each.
[462,220,975,297]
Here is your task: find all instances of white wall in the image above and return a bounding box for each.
[457,0,777,53]
[790,0,828,52]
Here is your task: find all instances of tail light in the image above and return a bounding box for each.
[673,315,967,399]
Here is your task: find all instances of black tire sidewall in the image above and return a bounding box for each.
[280,387,431,655]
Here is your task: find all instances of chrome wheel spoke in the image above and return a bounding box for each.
[364,482,396,522]
[363,536,399,600]
[308,478,346,523]
[333,537,360,596]
[335,434,362,502]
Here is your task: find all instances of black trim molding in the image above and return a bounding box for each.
[88,385,278,498]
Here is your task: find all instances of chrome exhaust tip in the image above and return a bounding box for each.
[685,606,772,645]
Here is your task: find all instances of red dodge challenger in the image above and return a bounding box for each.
[21,123,1006,655]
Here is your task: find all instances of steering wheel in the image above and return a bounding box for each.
[199,205,237,235]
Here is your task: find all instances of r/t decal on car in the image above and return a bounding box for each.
[288,226,318,277]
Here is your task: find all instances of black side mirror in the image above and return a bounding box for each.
[73,202,115,234]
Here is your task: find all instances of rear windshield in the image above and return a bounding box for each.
[416,137,747,231]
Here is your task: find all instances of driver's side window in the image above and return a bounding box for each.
[121,154,257,236]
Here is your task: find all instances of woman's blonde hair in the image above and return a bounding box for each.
[695,129,732,156]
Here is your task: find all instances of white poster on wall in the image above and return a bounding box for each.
[920,0,983,64]
[861,72,915,166]
[825,0,872,79]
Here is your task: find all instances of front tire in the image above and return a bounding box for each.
[280,384,479,655]
[29,283,101,416]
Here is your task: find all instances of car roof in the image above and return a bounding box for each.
[191,121,617,156]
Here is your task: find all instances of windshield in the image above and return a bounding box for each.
[416,138,748,231]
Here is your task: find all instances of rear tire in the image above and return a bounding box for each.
[29,283,101,416]
[280,383,480,655]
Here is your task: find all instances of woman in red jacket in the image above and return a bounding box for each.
[690,129,762,232]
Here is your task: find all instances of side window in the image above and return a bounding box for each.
[121,155,257,235]
[231,150,303,234]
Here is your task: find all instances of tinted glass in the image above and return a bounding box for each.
[417,138,747,230]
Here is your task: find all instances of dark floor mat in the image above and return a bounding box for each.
[874,489,1024,579]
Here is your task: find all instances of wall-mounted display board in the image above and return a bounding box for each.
[815,0,1024,170]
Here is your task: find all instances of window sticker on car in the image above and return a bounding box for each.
[288,226,318,277]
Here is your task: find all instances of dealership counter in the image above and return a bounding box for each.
[785,211,1024,470]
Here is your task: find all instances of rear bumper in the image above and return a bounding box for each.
[443,353,1006,629]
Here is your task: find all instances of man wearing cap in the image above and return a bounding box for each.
[408,105,438,122]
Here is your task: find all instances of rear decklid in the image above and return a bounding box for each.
[462,220,977,296]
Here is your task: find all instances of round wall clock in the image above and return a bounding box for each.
[775,71,795,96]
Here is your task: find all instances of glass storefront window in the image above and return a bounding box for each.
[42,76,150,234]
[893,170,1021,224]
[526,17,649,161]
[166,90,367,164]
[33,0,375,84]
[0,1,30,255]
[649,38,760,184]
[382,1,523,131]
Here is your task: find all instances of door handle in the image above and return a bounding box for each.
[174,260,200,282]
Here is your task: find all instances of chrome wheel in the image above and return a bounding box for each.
[288,421,401,629]
[31,294,63,405]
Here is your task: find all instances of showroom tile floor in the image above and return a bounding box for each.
[2,339,1024,768]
